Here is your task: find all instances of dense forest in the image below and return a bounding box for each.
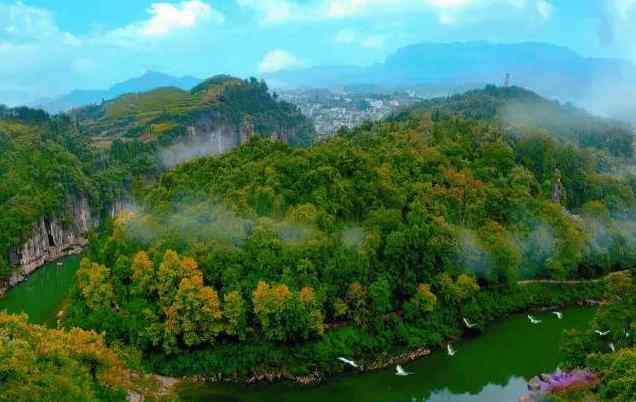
[0,312,130,402]
[396,85,635,159]
[0,112,93,279]
[71,75,314,147]
[65,98,636,379]
[2,84,636,397]
[0,76,314,281]
[0,108,159,280]
[550,269,635,402]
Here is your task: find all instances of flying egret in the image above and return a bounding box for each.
[528,315,542,324]
[337,357,358,368]
[395,365,413,376]
[595,330,611,336]
[609,343,616,352]
[447,344,456,356]
[552,311,563,319]
[463,317,477,329]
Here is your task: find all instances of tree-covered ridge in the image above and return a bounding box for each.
[396,86,635,158]
[0,105,163,279]
[0,113,94,278]
[67,110,636,377]
[553,270,636,402]
[0,312,130,402]
[71,75,314,147]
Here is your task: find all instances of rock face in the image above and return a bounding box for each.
[186,113,289,154]
[4,197,93,293]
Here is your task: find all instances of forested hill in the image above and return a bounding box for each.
[71,75,314,148]
[394,85,635,158]
[0,109,95,277]
[68,101,636,378]
[0,77,318,284]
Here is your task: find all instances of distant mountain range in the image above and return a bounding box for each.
[266,41,636,121]
[33,71,202,114]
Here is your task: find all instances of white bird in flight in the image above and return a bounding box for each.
[552,311,563,319]
[595,330,611,336]
[395,365,413,376]
[609,343,616,352]
[337,357,359,368]
[528,315,542,324]
[463,317,477,328]
[447,344,456,356]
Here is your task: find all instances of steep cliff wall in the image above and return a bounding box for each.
[185,114,264,154]
[4,197,93,293]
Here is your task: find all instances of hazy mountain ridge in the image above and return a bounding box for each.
[33,71,202,114]
[266,41,636,121]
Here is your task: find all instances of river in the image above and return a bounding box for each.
[0,257,595,402]
[0,255,80,326]
[178,307,595,402]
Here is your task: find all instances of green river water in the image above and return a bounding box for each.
[179,307,595,402]
[0,256,595,402]
[0,255,80,326]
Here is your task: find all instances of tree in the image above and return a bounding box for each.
[405,283,437,320]
[131,250,155,296]
[252,281,323,342]
[224,290,247,339]
[76,258,114,311]
[156,250,199,308]
[0,312,129,402]
[164,273,223,353]
[347,282,368,326]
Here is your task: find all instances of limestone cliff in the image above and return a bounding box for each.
[4,197,93,292]
[185,113,272,155]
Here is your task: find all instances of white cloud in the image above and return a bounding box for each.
[536,0,554,21]
[335,29,357,44]
[601,0,636,61]
[236,0,310,25]
[258,49,304,73]
[142,1,222,37]
[238,0,557,25]
[72,57,97,74]
[101,1,222,44]
[334,29,388,48]
[0,1,226,104]
[361,35,386,48]
[0,2,60,41]
[326,0,412,18]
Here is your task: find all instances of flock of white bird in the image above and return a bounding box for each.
[337,315,477,375]
[337,309,630,377]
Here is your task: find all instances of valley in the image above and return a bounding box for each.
[1,81,635,402]
[3,2,636,400]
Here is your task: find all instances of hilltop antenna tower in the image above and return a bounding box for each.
[503,73,511,88]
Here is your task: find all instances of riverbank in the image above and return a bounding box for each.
[146,277,608,386]
[1,245,84,297]
[0,255,81,325]
[177,307,598,402]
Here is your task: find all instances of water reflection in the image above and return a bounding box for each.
[0,256,80,325]
[180,308,594,402]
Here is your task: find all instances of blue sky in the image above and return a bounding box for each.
[1,0,635,104]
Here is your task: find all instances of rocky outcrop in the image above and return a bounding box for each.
[109,197,130,219]
[3,196,94,294]
[519,370,598,402]
[185,112,291,155]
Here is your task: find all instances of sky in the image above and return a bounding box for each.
[1,0,635,104]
